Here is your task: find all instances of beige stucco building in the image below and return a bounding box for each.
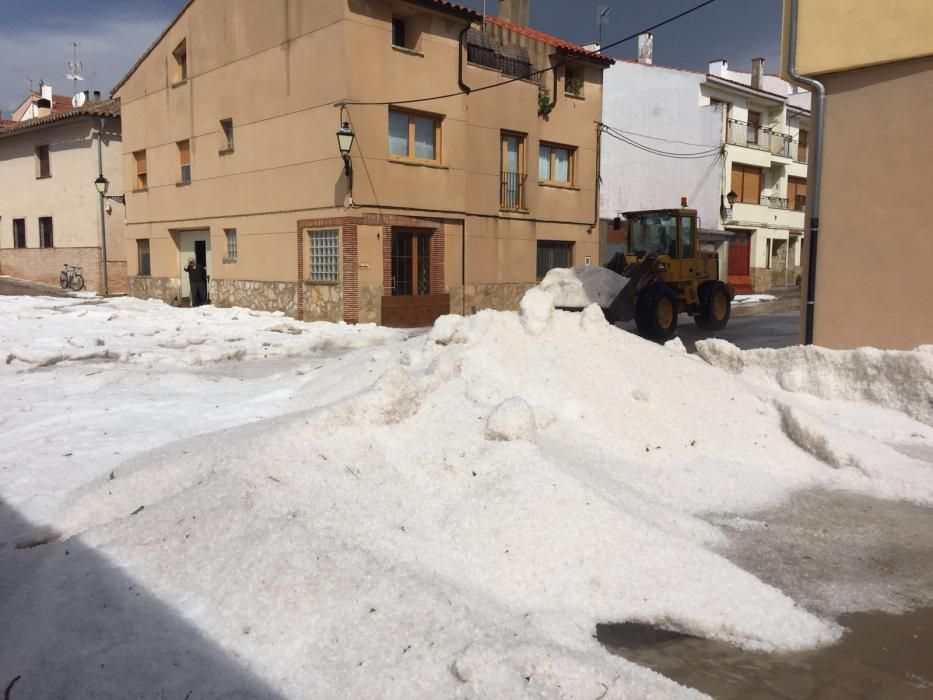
[0,96,126,294]
[115,0,611,326]
[783,0,933,349]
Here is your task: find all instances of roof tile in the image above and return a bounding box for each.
[483,15,614,65]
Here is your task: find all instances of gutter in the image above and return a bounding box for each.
[458,24,472,94]
[787,0,826,345]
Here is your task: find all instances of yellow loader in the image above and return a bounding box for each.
[603,208,734,341]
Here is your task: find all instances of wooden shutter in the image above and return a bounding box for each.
[178,140,190,165]
[731,164,744,200]
[797,129,808,163]
[744,166,762,204]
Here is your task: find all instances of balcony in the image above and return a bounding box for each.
[727,119,793,159]
[500,171,527,211]
[761,194,806,211]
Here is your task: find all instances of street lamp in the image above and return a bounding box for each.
[726,190,738,206]
[336,121,354,189]
[95,174,125,205]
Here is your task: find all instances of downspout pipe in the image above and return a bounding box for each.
[787,0,825,345]
[458,24,472,94]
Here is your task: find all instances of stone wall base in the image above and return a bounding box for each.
[212,279,300,319]
[463,283,535,314]
[303,283,342,323]
[129,276,182,305]
[359,285,383,325]
[751,266,803,292]
[0,247,127,294]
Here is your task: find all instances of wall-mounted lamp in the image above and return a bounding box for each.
[94,175,125,205]
[336,122,355,188]
[726,190,738,206]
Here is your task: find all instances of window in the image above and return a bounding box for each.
[388,109,440,162]
[680,214,695,258]
[178,140,191,183]
[172,39,188,83]
[392,18,406,48]
[538,143,574,185]
[134,150,148,190]
[225,229,238,261]
[564,67,583,98]
[308,229,339,283]
[796,129,808,163]
[500,132,526,210]
[536,241,573,280]
[220,119,234,151]
[13,219,25,249]
[788,176,807,211]
[747,110,761,145]
[36,145,51,178]
[137,239,151,276]
[730,163,763,204]
[39,217,53,248]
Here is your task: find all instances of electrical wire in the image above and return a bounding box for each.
[601,126,722,159]
[598,123,721,150]
[339,0,721,107]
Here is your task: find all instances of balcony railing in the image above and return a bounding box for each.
[762,194,788,209]
[787,139,809,164]
[501,171,526,210]
[727,119,794,158]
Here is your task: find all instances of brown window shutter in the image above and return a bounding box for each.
[731,164,743,200]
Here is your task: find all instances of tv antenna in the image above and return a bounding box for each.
[596,5,612,48]
[67,42,85,93]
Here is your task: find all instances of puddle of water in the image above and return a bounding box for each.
[600,607,933,700]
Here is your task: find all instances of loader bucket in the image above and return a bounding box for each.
[601,252,659,324]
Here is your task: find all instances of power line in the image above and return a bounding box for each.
[599,123,720,150]
[602,126,722,159]
[340,0,721,108]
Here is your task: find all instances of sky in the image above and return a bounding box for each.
[0,0,783,117]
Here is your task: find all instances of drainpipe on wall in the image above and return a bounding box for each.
[458,24,472,95]
[787,0,826,345]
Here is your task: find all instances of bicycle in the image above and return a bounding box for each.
[60,264,86,292]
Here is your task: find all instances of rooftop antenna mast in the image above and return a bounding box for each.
[67,41,85,94]
[596,5,612,48]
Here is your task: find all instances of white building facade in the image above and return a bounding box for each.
[702,59,810,292]
[600,45,810,292]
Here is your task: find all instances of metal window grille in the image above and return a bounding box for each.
[309,229,339,282]
[138,239,151,276]
[39,217,53,248]
[225,229,237,260]
[536,241,573,280]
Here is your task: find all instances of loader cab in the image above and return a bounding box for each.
[625,209,698,260]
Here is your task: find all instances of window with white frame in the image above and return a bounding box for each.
[308,229,339,282]
[225,228,237,261]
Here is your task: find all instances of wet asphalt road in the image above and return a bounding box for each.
[0,277,67,297]
[617,308,802,352]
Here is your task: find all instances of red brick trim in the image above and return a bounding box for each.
[342,221,358,324]
[296,225,305,320]
[297,213,447,316]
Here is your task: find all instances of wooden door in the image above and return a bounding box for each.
[728,232,750,276]
[383,230,450,328]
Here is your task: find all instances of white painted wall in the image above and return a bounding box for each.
[0,117,124,259]
[600,61,723,230]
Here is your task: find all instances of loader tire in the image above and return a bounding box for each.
[694,281,731,331]
[635,284,678,341]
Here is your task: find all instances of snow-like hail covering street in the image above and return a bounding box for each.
[1,292,932,699]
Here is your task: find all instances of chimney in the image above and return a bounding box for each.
[637,33,654,65]
[35,82,53,117]
[93,90,102,103]
[708,59,727,77]
[751,57,764,90]
[498,0,530,27]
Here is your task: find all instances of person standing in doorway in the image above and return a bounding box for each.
[184,257,208,307]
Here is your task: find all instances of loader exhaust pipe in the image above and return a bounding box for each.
[787,0,826,345]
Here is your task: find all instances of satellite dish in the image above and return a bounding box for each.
[72,92,86,108]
